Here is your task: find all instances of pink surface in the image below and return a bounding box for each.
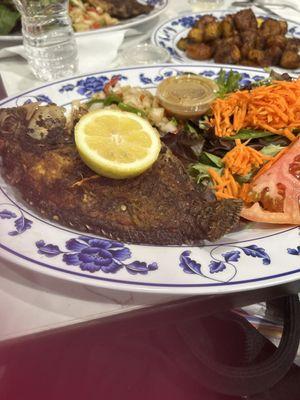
[0,316,238,400]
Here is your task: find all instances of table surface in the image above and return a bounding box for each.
[0,0,299,342]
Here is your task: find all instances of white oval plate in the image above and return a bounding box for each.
[151,8,300,71]
[0,0,168,42]
[0,64,299,295]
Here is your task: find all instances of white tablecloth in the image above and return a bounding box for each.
[0,0,299,342]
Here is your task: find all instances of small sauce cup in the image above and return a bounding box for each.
[156,74,218,119]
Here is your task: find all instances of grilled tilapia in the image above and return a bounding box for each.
[0,104,242,245]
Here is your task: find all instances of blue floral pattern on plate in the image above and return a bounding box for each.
[36,236,158,275]
[171,15,200,28]
[20,94,53,105]
[0,204,32,236]
[146,0,164,5]
[136,68,265,87]
[180,245,270,283]
[287,246,300,256]
[59,74,127,96]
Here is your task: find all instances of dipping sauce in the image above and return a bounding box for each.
[156,74,218,119]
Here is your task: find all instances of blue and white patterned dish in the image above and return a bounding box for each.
[151,8,300,71]
[0,64,299,294]
[0,0,168,42]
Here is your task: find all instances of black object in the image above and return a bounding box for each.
[171,295,300,398]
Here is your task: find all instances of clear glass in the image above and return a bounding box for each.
[119,43,170,66]
[188,0,224,11]
[13,0,78,81]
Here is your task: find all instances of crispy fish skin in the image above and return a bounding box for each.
[0,105,242,245]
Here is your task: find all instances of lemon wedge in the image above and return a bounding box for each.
[75,109,161,179]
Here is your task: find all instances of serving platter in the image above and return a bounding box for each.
[151,8,300,71]
[0,0,168,42]
[0,63,299,295]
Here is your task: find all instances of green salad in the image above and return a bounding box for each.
[0,1,20,35]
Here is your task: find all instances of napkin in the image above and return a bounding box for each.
[0,30,127,74]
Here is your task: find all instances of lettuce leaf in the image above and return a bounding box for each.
[222,129,275,141]
[189,162,223,185]
[216,69,242,98]
[198,151,224,168]
[260,143,285,157]
[0,4,20,35]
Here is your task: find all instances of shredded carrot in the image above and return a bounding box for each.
[208,167,253,202]
[207,143,293,203]
[222,141,272,176]
[207,168,223,186]
[239,183,253,203]
[210,80,300,140]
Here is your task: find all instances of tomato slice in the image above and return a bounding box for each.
[241,137,300,224]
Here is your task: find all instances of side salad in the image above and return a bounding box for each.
[0,0,116,35]
[73,69,300,225]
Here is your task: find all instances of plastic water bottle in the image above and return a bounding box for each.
[13,0,78,81]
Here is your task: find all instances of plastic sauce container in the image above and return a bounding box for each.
[156,74,218,119]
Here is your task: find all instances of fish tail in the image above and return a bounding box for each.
[198,199,243,242]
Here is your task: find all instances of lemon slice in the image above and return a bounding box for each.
[75,109,161,179]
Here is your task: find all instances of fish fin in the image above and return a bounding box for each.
[198,199,243,242]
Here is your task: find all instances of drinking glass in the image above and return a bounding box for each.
[13,0,78,81]
[119,43,170,66]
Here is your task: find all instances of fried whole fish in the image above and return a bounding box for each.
[0,104,242,245]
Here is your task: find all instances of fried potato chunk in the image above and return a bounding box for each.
[203,21,221,42]
[220,16,235,38]
[187,27,204,43]
[264,46,283,65]
[177,37,189,51]
[261,18,286,36]
[266,35,287,50]
[197,15,217,26]
[214,44,241,64]
[280,50,300,69]
[186,42,213,60]
[233,9,257,31]
[285,38,300,52]
[278,20,288,35]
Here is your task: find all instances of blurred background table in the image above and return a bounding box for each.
[0,0,299,344]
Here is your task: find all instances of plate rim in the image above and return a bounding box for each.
[1,240,300,295]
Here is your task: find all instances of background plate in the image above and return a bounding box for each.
[0,64,299,295]
[151,8,300,72]
[0,0,168,42]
